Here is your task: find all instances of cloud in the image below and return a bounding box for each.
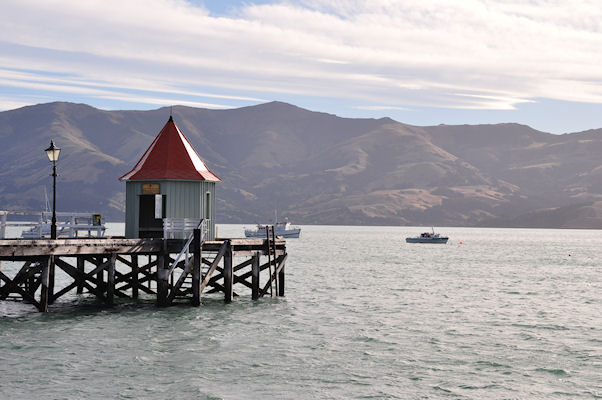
[97,94,235,109]
[0,99,36,111]
[1,0,602,111]
[355,105,411,112]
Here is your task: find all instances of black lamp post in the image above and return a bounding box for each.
[45,140,61,239]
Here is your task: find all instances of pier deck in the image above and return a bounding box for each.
[0,233,287,312]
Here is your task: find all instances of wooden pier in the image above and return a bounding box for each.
[0,230,287,312]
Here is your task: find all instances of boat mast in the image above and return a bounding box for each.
[44,187,50,212]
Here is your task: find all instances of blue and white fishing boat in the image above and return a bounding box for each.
[244,213,301,238]
[405,228,448,244]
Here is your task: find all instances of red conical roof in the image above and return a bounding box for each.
[119,116,221,182]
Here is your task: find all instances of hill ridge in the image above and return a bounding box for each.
[2,101,602,228]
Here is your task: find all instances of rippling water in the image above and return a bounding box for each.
[1,225,601,399]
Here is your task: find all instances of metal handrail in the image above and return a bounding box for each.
[168,219,206,276]
[163,217,208,239]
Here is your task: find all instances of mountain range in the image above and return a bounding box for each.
[2,101,602,228]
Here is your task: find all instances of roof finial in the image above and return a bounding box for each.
[169,105,173,122]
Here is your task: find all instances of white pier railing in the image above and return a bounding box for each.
[166,219,207,277]
[163,218,208,240]
[0,211,105,239]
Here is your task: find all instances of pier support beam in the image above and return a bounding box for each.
[96,256,104,295]
[48,256,55,304]
[278,259,285,297]
[157,250,169,307]
[224,242,233,303]
[271,226,278,295]
[40,256,52,312]
[26,271,36,301]
[132,256,139,299]
[191,229,201,306]
[76,257,84,294]
[107,254,116,306]
[251,252,260,300]
[147,255,152,290]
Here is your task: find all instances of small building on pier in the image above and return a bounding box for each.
[120,115,221,239]
[0,114,288,313]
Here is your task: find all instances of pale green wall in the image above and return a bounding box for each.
[124,180,217,239]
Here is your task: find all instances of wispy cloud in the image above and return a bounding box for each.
[355,105,411,112]
[1,0,602,112]
[0,67,267,103]
[0,99,36,110]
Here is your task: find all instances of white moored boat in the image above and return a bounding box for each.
[244,219,301,238]
[405,228,448,244]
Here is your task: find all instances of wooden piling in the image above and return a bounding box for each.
[48,255,56,305]
[191,229,201,306]
[223,240,233,303]
[96,256,104,295]
[265,226,273,297]
[278,257,285,297]
[76,257,85,294]
[40,256,51,312]
[251,252,260,300]
[107,254,116,305]
[131,256,139,299]
[147,255,152,290]
[157,251,169,307]
[271,225,278,295]
[25,264,36,301]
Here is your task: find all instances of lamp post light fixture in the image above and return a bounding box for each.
[45,140,61,239]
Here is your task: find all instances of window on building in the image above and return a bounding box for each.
[205,192,211,220]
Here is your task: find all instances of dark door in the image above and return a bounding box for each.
[138,195,166,238]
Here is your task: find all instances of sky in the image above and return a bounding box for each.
[1,0,602,134]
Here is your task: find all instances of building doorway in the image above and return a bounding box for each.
[138,194,166,238]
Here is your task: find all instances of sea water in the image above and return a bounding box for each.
[1,225,601,399]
